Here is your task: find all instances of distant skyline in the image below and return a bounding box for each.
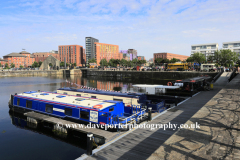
[0,0,240,60]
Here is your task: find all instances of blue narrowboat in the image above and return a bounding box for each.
[9,91,158,127]
[57,87,165,112]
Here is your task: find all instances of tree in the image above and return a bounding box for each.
[100,58,108,66]
[5,63,9,69]
[108,59,116,67]
[137,60,146,66]
[10,63,15,68]
[120,59,128,67]
[38,61,42,67]
[162,59,170,64]
[132,58,138,67]
[212,49,238,67]
[170,58,180,63]
[191,52,206,64]
[88,58,97,64]
[73,63,77,67]
[154,58,163,65]
[60,61,65,67]
[49,63,53,67]
[20,65,23,69]
[186,57,194,63]
[32,61,39,68]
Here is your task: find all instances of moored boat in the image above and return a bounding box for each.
[9,91,161,129]
[57,87,165,112]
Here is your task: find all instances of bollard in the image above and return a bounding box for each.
[148,107,152,121]
[175,96,178,106]
[87,132,93,155]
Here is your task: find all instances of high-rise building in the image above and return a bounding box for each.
[85,37,99,63]
[94,42,120,65]
[222,41,240,58]
[58,45,86,66]
[191,43,219,58]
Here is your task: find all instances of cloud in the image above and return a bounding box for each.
[0,0,240,60]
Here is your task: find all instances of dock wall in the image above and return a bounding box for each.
[85,70,218,80]
[0,69,82,77]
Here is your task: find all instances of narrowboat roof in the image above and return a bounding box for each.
[132,84,180,89]
[15,91,120,111]
[178,76,211,83]
[58,87,144,98]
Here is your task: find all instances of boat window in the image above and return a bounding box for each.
[113,98,123,102]
[91,96,97,99]
[26,100,32,108]
[109,107,114,112]
[76,94,81,97]
[65,108,72,116]
[45,104,53,113]
[63,92,68,95]
[80,111,89,120]
[56,95,66,98]
[17,99,20,106]
[75,98,85,101]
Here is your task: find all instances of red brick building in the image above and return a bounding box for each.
[0,58,7,68]
[3,51,35,68]
[95,42,122,66]
[58,45,86,66]
[153,52,189,63]
[33,52,60,62]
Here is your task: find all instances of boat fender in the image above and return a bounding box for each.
[167,82,172,86]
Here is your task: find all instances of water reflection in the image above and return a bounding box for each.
[9,111,89,150]
[60,75,171,93]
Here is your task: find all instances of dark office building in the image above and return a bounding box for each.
[85,37,99,63]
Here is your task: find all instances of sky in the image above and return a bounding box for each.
[0,0,240,60]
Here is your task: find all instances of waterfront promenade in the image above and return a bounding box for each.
[147,74,240,160]
[81,86,222,159]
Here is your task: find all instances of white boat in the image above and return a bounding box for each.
[132,84,180,95]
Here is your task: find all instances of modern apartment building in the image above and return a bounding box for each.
[85,37,99,63]
[191,43,219,58]
[223,41,240,57]
[94,42,120,65]
[120,49,138,60]
[58,45,86,66]
[33,52,60,62]
[3,51,35,68]
[128,49,137,60]
[153,52,189,62]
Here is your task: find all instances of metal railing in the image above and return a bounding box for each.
[211,70,224,83]
[228,68,238,82]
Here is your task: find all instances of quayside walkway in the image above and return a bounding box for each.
[148,74,240,160]
[81,87,222,159]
